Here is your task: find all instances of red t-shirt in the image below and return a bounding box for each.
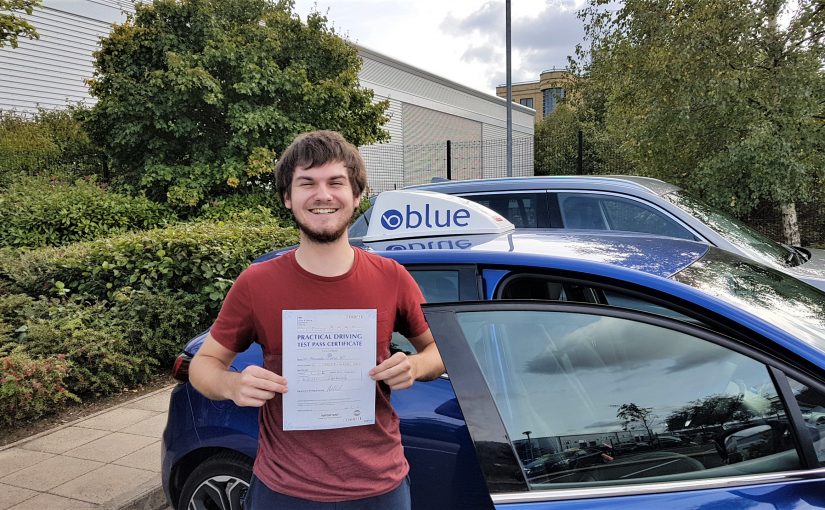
[210,247,429,502]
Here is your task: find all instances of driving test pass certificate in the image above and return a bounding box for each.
[281,309,377,431]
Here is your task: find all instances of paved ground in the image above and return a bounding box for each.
[0,385,174,510]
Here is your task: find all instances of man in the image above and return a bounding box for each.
[189,130,444,509]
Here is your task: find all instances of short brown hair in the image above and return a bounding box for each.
[275,130,367,205]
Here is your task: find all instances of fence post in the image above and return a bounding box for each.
[446,140,452,180]
[577,130,584,175]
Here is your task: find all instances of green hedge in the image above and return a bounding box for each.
[197,187,293,224]
[0,109,101,184]
[0,176,177,248]
[0,273,255,419]
[2,218,299,312]
[0,294,153,398]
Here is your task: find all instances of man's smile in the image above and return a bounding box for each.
[310,208,338,214]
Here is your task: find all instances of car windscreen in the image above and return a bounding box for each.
[663,191,794,267]
[673,249,825,351]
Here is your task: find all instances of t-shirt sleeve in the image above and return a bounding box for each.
[210,268,257,352]
[394,264,429,338]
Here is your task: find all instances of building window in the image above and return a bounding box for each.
[542,87,565,116]
[519,97,534,109]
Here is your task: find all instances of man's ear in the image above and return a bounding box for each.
[283,191,292,210]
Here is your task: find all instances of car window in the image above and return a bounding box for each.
[461,193,541,228]
[391,269,461,355]
[787,377,825,465]
[348,207,372,238]
[558,193,696,240]
[664,191,792,267]
[496,273,699,324]
[453,309,802,489]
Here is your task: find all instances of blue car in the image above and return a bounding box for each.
[162,191,825,510]
[350,176,825,290]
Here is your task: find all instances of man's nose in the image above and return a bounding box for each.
[315,183,333,201]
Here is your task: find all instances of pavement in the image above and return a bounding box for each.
[0,384,175,510]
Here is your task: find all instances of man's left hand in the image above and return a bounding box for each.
[370,352,417,390]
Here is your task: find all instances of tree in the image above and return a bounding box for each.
[534,104,580,175]
[665,395,754,432]
[84,0,389,209]
[573,0,825,244]
[0,0,40,48]
[616,402,656,440]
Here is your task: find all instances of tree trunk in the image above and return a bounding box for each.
[780,201,801,246]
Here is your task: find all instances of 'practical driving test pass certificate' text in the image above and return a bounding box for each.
[282,309,377,430]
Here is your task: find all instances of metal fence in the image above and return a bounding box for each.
[746,204,825,247]
[534,130,634,176]
[361,137,535,193]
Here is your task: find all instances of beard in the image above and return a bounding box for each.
[294,215,350,244]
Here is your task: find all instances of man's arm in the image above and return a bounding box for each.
[189,333,287,407]
[369,329,444,390]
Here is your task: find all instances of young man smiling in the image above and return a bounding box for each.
[189,130,444,509]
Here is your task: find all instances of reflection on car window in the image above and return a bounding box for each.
[462,193,540,228]
[497,274,698,324]
[787,377,825,465]
[348,207,372,238]
[664,191,791,267]
[558,193,695,240]
[454,310,800,489]
[674,249,825,351]
[392,270,460,355]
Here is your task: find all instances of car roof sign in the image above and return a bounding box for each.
[363,190,515,241]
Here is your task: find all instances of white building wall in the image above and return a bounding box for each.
[0,2,129,112]
[357,46,535,189]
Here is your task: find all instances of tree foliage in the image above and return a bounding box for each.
[0,0,40,49]
[573,0,825,243]
[84,0,389,209]
[616,402,656,439]
[665,394,754,432]
[534,104,580,175]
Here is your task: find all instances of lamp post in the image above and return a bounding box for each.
[505,0,512,177]
[522,430,534,461]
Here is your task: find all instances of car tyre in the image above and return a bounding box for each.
[178,452,253,510]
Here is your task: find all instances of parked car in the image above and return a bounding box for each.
[163,191,825,510]
[349,176,825,290]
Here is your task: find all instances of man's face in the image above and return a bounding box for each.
[284,161,360,244]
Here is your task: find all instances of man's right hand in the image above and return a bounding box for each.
[190,334,288,406]
[231,365,288,407]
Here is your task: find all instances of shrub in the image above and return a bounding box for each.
[0,294,154,396]
[112,289,211,363]
[0,353,77,428]
[0,109,101,184]
[197,186,292,225]
[2,218,299,313]
[0,176,177,248]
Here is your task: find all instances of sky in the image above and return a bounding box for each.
[291,0,587,95]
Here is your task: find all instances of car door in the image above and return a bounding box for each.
[423,301,825,509]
